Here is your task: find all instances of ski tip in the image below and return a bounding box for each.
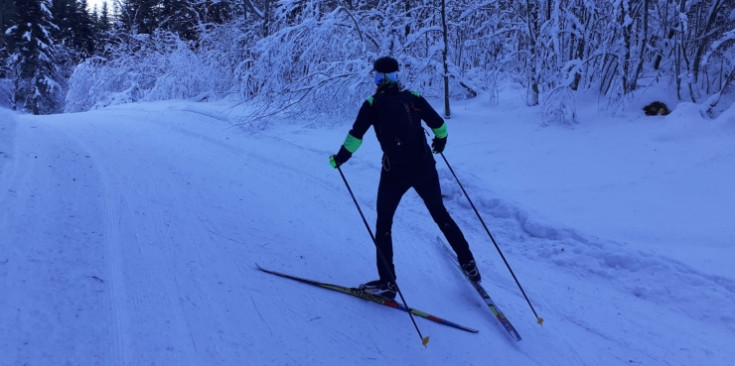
[422,336,430,347]
[537,317,544,325]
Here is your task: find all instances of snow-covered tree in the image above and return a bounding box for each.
[96,1,112,33]
[5,0,62,114]
[159,0,199,40]
[55,0,735,119]
[0,0,16,51]
[119,0,160,35]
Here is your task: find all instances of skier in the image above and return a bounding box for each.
[330,56,481,300]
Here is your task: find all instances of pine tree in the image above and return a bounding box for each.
[198,0,233,25]
[98,1,112,33]
[120,0,161,35]
[1,0,18,51]
[0,0,18,107]
[73,0,96,56]
[160,0,198,40]
[91,0,112,53]
[6,0,61,114]
[1,0,18,78]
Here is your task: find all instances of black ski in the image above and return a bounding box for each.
[256,264,478,334]
[435,237,522,341]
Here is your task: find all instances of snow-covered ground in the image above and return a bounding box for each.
[0,90,733,365]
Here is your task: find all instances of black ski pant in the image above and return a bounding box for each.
[374,164,475,282]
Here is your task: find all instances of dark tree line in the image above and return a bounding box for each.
[1,0,112,113]
[0,0,233,114]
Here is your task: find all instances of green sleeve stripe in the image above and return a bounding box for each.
[366,96,374,106]
[432,123,448,139]
[343,133,363,153]
[411,90,421,97]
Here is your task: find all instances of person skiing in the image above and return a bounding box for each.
[329,56,481,300]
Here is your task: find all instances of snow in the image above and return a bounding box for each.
[0,90,733,365]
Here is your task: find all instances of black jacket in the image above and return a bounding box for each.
[348,84,444,171]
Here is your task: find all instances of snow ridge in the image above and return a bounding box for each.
[438,171,735,332]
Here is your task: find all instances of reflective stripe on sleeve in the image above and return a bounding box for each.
[343,133,363,153]
[432,123,448,139]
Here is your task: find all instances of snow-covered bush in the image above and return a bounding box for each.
[0,79,13,110]
[542,86,578,126]
[234,1,479,123]
[236,4,375,122]
[65,30,234,112]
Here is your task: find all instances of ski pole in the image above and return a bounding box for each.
[439,153,544,325]
[336,166,431,346]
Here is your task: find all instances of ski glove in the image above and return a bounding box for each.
[330,146,352,168]
[432,136,447,154]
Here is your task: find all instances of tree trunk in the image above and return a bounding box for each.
[621,0,632,93]
[675,0,696,102]
[692,0,725,84]
[441,0,451,118]
[631,0,649,91]
[525,0,539,106]
[263,0,271,37]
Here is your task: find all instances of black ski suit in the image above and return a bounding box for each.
[344,84,476,282]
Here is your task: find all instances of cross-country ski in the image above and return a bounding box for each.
[435,237,522,341]
[257,264,479,334]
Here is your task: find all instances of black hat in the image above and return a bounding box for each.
[373,57,399,73]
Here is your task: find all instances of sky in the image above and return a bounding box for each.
[0,84,733,365]
[87,0,109,12]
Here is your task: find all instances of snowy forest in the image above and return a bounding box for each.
[1,0,734,119]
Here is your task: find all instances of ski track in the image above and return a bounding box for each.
[0,114,111,365]
[51,109,249,366]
